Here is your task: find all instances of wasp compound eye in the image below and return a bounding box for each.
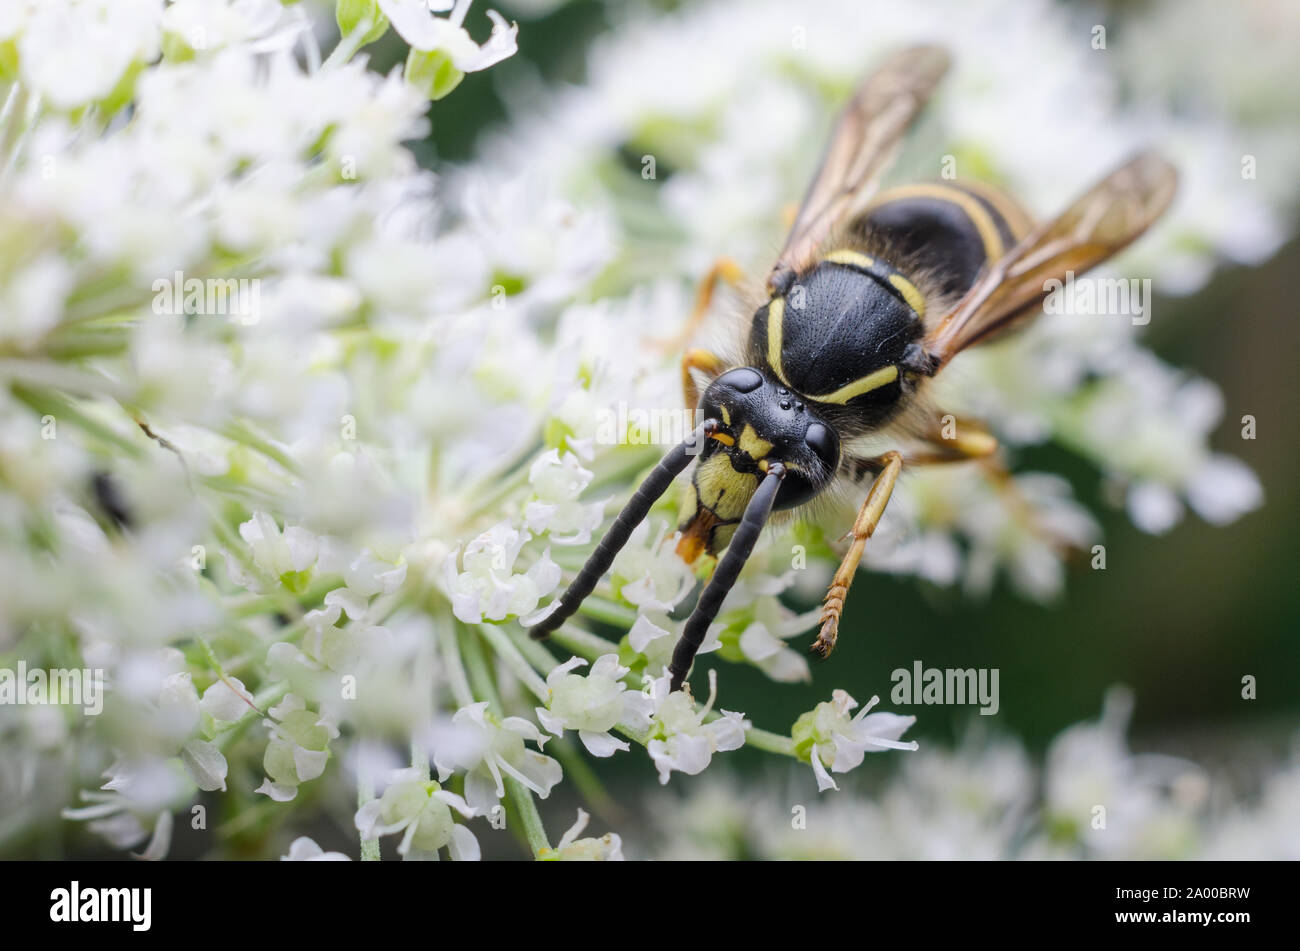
[713,367,764,393]
[804,421,840,469]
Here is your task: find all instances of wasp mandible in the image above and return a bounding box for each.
[531,45,1177,694]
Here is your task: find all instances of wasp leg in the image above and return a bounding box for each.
[814,450,903,658]
[681,348,726,410]
[903,413,999,466]
[909,413,1080,557]
[651,256,744,354]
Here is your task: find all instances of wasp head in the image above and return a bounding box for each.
[676,367,840,562]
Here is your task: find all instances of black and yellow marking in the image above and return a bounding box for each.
[765,297,790,387]
[820,248,927,320]
[810,363,899,405]
[748,181,1031,425]
[857,181,1032,301]
[749,258,918,423]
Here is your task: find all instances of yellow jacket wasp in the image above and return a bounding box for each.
[530,45,1177,694]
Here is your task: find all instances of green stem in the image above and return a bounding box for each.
[9,386,144,458]
[459,625,501,708]
[221,419,302,476]
[410,738,429,782]
[213,682,289,752]
[436,618,474,707]
[504,775,551,858]
[744,726,798,757]
[551,623,621,663]
[547,737,622,825]
[358,772,380,862]
[505,624,560,676]
[476,624,548,700]
[575,596,638,629]
[322,19,374,70]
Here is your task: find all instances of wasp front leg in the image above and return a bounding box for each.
[681,348,726,410]
[652,256,744,354]
[814,450,903,658]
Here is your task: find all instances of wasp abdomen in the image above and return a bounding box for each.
[856,181,1033,299]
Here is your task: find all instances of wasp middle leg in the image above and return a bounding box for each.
[814,416,1000,657]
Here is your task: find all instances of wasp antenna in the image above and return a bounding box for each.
[528,421,716,640]
[668,462,785,692]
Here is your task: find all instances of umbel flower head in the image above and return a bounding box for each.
[0,0,1291,861]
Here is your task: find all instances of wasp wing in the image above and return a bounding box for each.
[924,151,1177,368]
[767,44,951,293]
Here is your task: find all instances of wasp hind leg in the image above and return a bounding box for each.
[912,413,1081,557]
[814,450,903,658]
[905,413,999,465]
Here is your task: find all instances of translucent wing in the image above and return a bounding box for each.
[767,44,951,293]
[924,151,1178,368]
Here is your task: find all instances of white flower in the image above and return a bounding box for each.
[1185,454,1263,526]
[627,613,675,665]
[155,671,202,743]
[711,568,816,683]
[645,671,749,784]
[1043,688,1205,858]
[281,836,351,861]
[541,809,624,861]
[794,690,918,793]
[379,0,517,71]
[62,757,193,859]
[200,676,254,724]
[428,702,562,813]
[296,583,396,676]
[229,511,319,593]
[17,0,162,111]
[524,449,605,544]
[255,694,339,802]
[354,767,479,860]
[180,739,229,792]
[610,519,694,613]
[535,654,654,756]
[162,0,303,57]
[443,521,560,624]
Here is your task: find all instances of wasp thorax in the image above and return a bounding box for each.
[698,367,840,510]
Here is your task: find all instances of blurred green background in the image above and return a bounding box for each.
[396,0,1299,780]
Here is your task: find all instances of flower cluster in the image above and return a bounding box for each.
[0,0,1293,861]
[647,690,1299,861]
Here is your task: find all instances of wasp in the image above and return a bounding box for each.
[530,45,1177,694]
